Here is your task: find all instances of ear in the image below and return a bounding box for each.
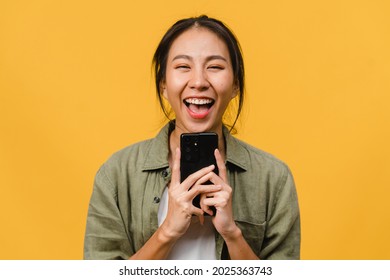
[160,81,168,99]
[231,83,239,99]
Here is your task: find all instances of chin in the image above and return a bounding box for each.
[175,115,221,134]
[186,122,220,134]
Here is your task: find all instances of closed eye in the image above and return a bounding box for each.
[208,65,224,70]
[175,65,191,70]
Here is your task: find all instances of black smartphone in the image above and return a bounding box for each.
[180,132,219,215]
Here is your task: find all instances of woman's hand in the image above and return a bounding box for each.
[160,148,222,241]
[196,149,258,259]
[199,149,241,240]
[131,148,257,260]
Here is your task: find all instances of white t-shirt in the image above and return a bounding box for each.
[157,187,217,260]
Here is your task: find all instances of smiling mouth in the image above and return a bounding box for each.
[183,98,215,119]
[184,98,214,109]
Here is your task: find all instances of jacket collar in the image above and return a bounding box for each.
[223,126,248,171]
[142,121,248,171]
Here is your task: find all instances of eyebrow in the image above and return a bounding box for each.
[172,54,227,62]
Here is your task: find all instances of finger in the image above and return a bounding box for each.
[199,193,213,216]
[191,205,204,218]
[187,184,222,200]
[203,208,214,216]
[202,196,227,209]
[195,171,223,186]
[193,185,221,216]
[170,148,181,187]
[201,204,214,216]
[215,149,227,181]
[181,164,215,191]
[198,214,204,225]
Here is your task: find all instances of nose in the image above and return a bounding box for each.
[189,68,210,91]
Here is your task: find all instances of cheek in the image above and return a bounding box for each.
[219,83,236,100]
[214,73,235,91]
[166,83,188,101]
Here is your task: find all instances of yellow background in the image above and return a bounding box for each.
[1,0,389,259]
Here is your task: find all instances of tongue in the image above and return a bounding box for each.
[188,104,209,114]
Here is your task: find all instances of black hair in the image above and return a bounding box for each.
[152,15,245,131]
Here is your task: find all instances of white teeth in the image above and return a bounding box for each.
[185,98,213,105]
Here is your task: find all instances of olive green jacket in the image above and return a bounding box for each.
[84,122,300,259]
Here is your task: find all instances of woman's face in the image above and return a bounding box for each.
[162,27,237,135]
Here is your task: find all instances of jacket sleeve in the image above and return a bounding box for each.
[84,164,133,259]
[260,166,301,259]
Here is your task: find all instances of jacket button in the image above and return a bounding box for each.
[153,197,160,203]
[162,169,168,177]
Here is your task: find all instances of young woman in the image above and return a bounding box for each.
[84,15,300,260]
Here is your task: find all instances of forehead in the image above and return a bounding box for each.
[168,27,230,60]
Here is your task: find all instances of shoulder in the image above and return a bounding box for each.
[96,138,155,182]
[108,138,154,165]
[227,135,291,177]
